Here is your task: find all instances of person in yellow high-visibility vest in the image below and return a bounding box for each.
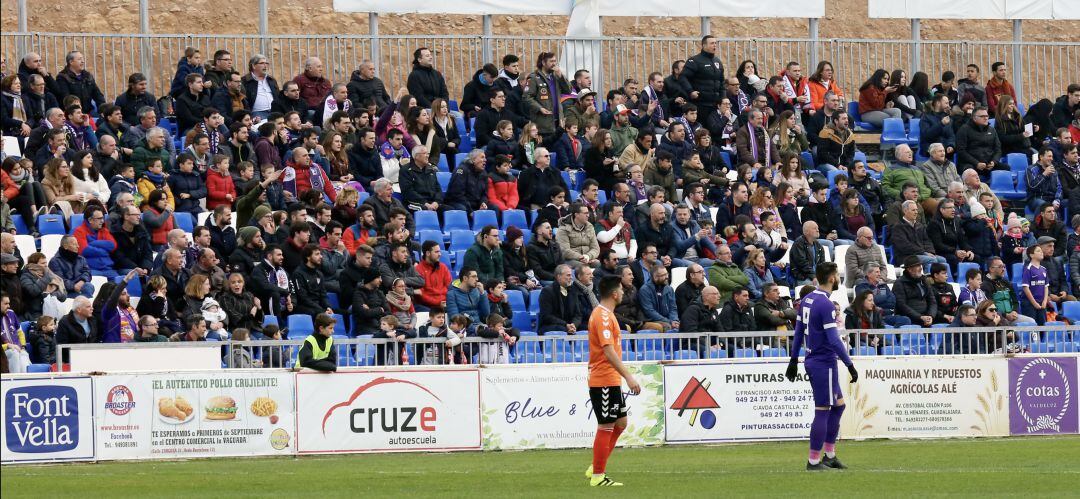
[298,313,337,372]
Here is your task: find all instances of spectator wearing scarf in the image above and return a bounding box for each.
[735,109,779,169]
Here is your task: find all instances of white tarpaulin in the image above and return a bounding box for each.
[868,0,1078,19]
[333,0,826,18]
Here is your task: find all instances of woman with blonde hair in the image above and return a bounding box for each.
[515,122,542,169]
[181,273,212,321]
[332,186,360,227]
[42,158,85,219]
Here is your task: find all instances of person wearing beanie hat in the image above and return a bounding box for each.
[227,226,266,276]
[250,205,272,226]
[351,267,387,335]
[501,224,539,293]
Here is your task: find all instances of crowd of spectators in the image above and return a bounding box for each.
[1,39,1078,370]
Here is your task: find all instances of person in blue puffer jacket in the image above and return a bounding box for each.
[71,205,118,279]
[169,48,206,99]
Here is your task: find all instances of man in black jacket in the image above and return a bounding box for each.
[112,205,153,273]
[538,264,586,334]
[338,245,374,309]
[462,64,499,128]
[399,146,443,213]
[495,54,526,121]
[406,47,449,109]
[955,106,1002,180]
[679,35,725,125]
[298,313,338,372]
[248,245,294,320]
[893,256,937,327]
[293,244,333,318]
[473,88,526,148]
[526,220,561,283]
[675,263,706,317]
[517,147,568,209]
[718,287,755,350]
[348,127,383,193]
[352,268,387,335]
[174,74,211,134]
[270,81,309,119]
[790,221,826,286]
[347,61,390,111]
[55,51,105,111]
[228,226,265,276]
[55,296,98,362]
[363,178,415,233]
[891,199,947,270]
[242,54,279,117]
[444,149,489,213]
[927,198,974,272]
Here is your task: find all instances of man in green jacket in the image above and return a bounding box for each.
[462,225,504,284]
[881,144,932,202]
[130,128,172,177]
[522,52,572,138]
[707,244,749,303]
[608,105,639,157]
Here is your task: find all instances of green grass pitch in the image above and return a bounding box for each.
[4,436,1078,497]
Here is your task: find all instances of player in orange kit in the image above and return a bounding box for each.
[584,274,642,486]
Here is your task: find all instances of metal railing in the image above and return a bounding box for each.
[55,326,1080,372]
[2,32,1075,111]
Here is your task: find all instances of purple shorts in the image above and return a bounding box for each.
[806,365,843,407]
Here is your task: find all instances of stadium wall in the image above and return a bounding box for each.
[3,355,1077,464]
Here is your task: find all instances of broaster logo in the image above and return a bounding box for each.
[104,385,136,416]
[321,376,441,435]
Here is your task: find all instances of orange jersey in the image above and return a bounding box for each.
[588,305,623,387]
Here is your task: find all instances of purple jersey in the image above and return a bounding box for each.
[1021,264,1048,304]
[791,289,852,369]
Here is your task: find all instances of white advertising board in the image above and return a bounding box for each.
[480,363,664,450]
[93,371,296,460]
[2,376,96,464]
[664,361,816,443]
[296,369,481,453]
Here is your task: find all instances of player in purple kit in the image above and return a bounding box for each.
[785,262,858,470]
[1020,244,1049,325]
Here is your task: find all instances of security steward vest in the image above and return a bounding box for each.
[305,334,334,360]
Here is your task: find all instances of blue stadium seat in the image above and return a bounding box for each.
[800,151,815,169]
[173,212,194,233]
[641,350,667,361]
[262,316,279,328]
[452,250,467,276]
[502,209,528,232]
[882,345,907,356]
[673,350,699,360]
[1011,262,1023,285]
[27,364,52,373]
[37,214,66,235]
[529,289,542,315]
[443,210,470,232]
[436,154,450,172]
[418,230,444,247]
[1062,301,1080,324]
[113,275,142,297]
[827,169,845,188]
[10,214,29,235]
[989,170,1021,200]
[761,347,787,358]
[734,348,756,358]
[471,210,498,232]
[848,101,876,131]
[718,151,733,169]
[708,348,728,359]
[448,100,459,112]
[857,346,878,356]
[66,213,84,233]
[1006,153,1028,174]
[880,118,908,147]
[622,350,641,361]
[287,315,314,339]
[906,118,921,147]
[356,191,369,205]
[331,314,347,336]
[449,230,475,252]
[506,290,527,313]
[511,313,533,333]
[957,262,980,284]
[436,171,452,192]
[414,210,441,233]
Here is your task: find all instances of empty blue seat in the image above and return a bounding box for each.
[37,214,66,235]
[641,350,666,361]
[418,230,444,247]
[287,315,314,339]
[113,274,142,297]
[511,313,533,333]
[471,210,498,232]
[734,348,756,358]
[502,209,528,232]
[1006,153,1029,174]
[906,118,921,147]
[262,316,279,328]
[443,210,470,232]
[857,346,878,356]
[436,154,450,172]
[880,118,908,146]
[989,170,1021,200]
[436,171,452,192]
[10,214,29,234]
[529,289,542,314]
[331,314,347,336]
[882,345,907,356]
[506,290,527,313]
[761,347,787,358]
[27,363,52,373]
[449,230,475,252]
[414,210,441,233]
[708,348,728,359]
[673,350,699,360]
[800,151,815,169]
[173,212,194,233]
[1062,301,1080,323]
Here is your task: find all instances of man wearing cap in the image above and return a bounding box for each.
[893,256,938,327]
[563,89,600,132]
[608,104,639,157]
[1036,236,1075,307]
